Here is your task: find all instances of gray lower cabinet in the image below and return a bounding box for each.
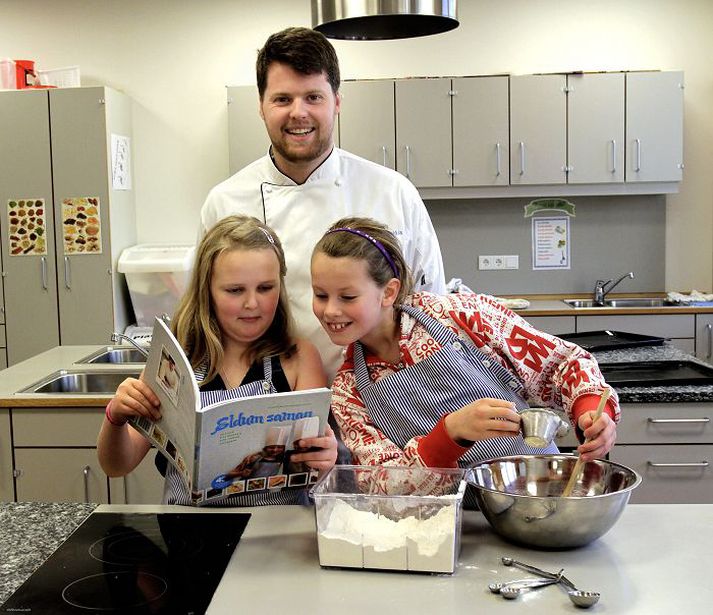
[10,406,164,504]
[695,314,713,364]
[14,448,109,503]
[109,449,165,504]
[11,407,108,503]
[0,408,12,500]
[609,402,713,504]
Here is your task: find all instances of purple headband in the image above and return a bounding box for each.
[325,227,399,278]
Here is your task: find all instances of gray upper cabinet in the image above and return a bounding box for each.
[339,80,395,169]
[226,70,683,194]
[509,74,567,185]
[50,87,136,346]
[395,78,452,188]
[625,71,684,182]
[0,89,61,364]
[0,87,136,365]
[567,72,625,184]
[452,76,510,187]
[227,86,269,176]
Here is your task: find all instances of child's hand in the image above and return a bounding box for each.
[111,377,161,424]
[576,411,617,461]
[444,398,521,445]
[291,425,338,474]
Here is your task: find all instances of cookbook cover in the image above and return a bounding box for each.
[130,317,331,505]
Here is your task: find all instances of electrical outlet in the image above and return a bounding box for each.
[479,255,494,270]
[479,255,519,270]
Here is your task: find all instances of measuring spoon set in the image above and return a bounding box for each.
[489,556,600,608]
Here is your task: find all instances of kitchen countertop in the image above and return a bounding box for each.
[592,343,713,403]
[513,294,713,316]
[0,502,98,603]
[0,345,133,407]
[2,502,712,613]
[2,333,713,407]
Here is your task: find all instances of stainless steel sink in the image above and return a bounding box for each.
[19,368,142,394]
[563,298,678,308]
[76,346,147,364]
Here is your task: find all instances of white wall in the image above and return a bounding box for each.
[2,0,712,291]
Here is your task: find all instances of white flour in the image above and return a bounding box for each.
[317,499,458,572]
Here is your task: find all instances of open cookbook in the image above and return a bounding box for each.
[129,317,332,505]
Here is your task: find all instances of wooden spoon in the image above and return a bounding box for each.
[561,389,611,497]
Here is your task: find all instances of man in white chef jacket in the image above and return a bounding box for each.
[200,26,446,379]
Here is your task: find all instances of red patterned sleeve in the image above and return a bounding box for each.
[443,293,620,426]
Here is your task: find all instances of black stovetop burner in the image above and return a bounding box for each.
[1,512,251,615]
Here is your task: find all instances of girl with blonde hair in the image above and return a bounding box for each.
[98,215,336,506]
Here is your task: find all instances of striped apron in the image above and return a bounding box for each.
[163,356,306,506]
[353,305,557,505]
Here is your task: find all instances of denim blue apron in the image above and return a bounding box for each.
[353,305,557,505]
[163,356,305,506]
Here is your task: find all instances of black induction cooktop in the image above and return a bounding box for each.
[1,512,251,615]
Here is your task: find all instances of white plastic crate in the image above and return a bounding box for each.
[118,244,196,326]
[37,65,80,88]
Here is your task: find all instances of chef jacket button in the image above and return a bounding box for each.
[262,382,271,391]
[264,186,272,194]
[452,341,462,351]
[335,178,342,186]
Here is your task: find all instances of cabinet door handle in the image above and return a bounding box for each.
[41,256,48,290]
[519,142,526,175]
[404,145,411,178]
[634,138,641,172]
[610,140,617,174]
[381,145,387,167]
[647,417,710,424]
[64,256,71,289]
[83,465,91,503]
[495,142,502,176]
[647,461,709,468]
[706,323,712,360]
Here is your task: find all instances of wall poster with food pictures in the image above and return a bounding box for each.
[7,198,48,256]
[62,196,102,254]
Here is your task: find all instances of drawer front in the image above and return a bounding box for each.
[12,408,104,446]
[577,314,694,338]
[617,403,713,444]
[610,444,713,504]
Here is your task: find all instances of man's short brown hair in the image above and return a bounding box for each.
[256,27,340,98]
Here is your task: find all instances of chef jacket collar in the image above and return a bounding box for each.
[266,145,338,186]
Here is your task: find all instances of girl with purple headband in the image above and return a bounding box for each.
[311,217,618,504]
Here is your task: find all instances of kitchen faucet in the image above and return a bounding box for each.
[110,332,150,358]
[593,272,635,306]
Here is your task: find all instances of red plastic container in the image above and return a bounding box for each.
[14,59,36,89]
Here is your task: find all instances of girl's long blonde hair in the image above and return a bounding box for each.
[171,215,295,384]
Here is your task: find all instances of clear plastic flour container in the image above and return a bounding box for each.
[310,465,468,573]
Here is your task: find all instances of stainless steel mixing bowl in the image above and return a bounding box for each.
[469,455,641,549]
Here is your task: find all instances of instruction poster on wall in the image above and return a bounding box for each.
[111,134,132,190]
[532,216,570,270]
